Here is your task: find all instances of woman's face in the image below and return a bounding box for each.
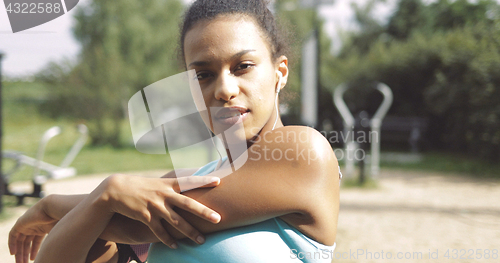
[184,15,288,142]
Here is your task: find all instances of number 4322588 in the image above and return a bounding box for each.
[6,3,62,14]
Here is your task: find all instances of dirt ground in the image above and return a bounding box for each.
[1,169,499,263]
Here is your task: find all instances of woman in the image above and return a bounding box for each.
[9,0,340,262]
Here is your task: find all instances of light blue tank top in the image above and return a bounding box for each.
[148,159,336,263]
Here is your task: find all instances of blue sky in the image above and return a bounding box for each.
[0,0,84,78]
[0,0,396,78]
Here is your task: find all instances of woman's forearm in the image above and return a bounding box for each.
[35,173,222,258]
[41,192,155,244]
[43,194,88,220]
[34,173,218,262]
[35,182,115,263]
[40,189,168,245]
[99,213,159,244]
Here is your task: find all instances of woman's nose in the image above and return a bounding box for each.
[214,74,239,102]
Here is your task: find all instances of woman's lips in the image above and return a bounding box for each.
[214,107,249,126]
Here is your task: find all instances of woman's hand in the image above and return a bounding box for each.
[101,174,222,248]
[8,174,221,263]
[8,196,58,263]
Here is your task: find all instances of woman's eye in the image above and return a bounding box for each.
[235,63,254,72]
[195,72,211,80]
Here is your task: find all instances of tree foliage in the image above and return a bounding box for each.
[331,0,500,161]
[38,0,183,147]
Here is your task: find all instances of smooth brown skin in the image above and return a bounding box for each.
[8,14,339,263]
[103,126,339,245]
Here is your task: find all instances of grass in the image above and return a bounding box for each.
[379,152,500,178]
[341,177,379,189]
[0,197,18,221]
[2,80,180,183]
[337,151,500,187]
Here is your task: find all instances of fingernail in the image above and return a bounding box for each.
[171,243,178,249]
[210,213,221,223]
[210,177,220,183]
[196,235,205,244]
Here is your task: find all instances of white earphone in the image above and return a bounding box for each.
[272,71,283,130]
[276,71,283,93]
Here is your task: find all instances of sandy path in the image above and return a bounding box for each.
[335,170,500,263]
[1,169,499,263]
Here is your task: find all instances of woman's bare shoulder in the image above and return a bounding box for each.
[248,125,338,180]
[247,125,340,210]
[174,126,340,245]
[253,126,340,245]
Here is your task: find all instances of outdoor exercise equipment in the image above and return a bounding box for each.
[2,124,88,205]
[333,83,393,178]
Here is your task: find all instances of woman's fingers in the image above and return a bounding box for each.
[146,200,206,246]
[14,234,26,263]
[22,236,34,263]
[170,194,221,224]
[10,233,43,263]
[8,230,18,255]
[173,176,220,192]
[160,207,206,245]
[147,218,178,249]
[10,231,41,263]
[158,179,221,244]
[153,194,222,245]
[14,235,26,263]
[30,236,44,260]
[102,175,222,248]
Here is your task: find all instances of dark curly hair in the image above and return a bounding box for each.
[179,0,289,67]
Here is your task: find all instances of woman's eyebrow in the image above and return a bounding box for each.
[188,49,256,68]
[230,49,256,60]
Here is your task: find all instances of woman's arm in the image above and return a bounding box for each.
[71,126,338,247]
[9,170,220,263]
[103,126,339,245]
[8,168,209,263]
[33,174,222,263]
[17,126,339,262]
[166,126,340,245]
[8,194,104,263]
[35,181,115,263]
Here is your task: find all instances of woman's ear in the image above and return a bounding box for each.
[276,55,289,91]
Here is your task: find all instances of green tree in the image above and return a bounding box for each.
[386,0,426,39]
[329,0,500,162]
[39,0,183,147]
[385,0,498,41]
